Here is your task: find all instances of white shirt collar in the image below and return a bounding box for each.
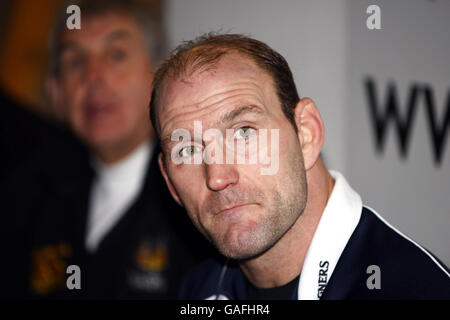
[85,140,154,253]
[297,170,362,300]
[91,141,153,183]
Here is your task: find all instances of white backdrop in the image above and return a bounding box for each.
[165,0,450,266]
[347,0,450,266]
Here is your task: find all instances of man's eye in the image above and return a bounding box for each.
[179,145,201,158]
[61,56,85,73]
[109,50,126,62]
[70,58,83,69]
[233,127,256,140]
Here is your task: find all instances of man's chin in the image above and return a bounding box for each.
[82,133,125,152]
[218,244,268,261]
[223,249,259,261]
[202,216,274,260]
[75,122,123,144]
[214,233,269,261]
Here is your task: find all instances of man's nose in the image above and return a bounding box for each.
[205,163,239,192]
[84,58,103,84]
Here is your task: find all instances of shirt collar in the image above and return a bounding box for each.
[91,140,154,184]
[297,170,362,300]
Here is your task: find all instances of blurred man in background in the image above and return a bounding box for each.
[2,0,211,299]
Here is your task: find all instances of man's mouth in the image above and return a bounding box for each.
[84,102,115,122]
[213,203,259,225]
[215,203,258,215]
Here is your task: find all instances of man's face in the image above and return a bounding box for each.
[56,13,153,152]
[158,53,308,260]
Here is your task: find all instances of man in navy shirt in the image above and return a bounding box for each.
[149,33,450,300]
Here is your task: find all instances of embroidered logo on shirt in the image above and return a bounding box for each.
[134,240,168,273]
[30,242,72,295]
[127,239,169,293]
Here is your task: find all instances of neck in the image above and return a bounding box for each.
[239,158,334,288]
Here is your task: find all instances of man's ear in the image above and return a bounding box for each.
[293,97,325,171]
[158,152,184,207]
[45,74,65,121]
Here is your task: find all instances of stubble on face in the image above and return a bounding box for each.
[214,140,307,261]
